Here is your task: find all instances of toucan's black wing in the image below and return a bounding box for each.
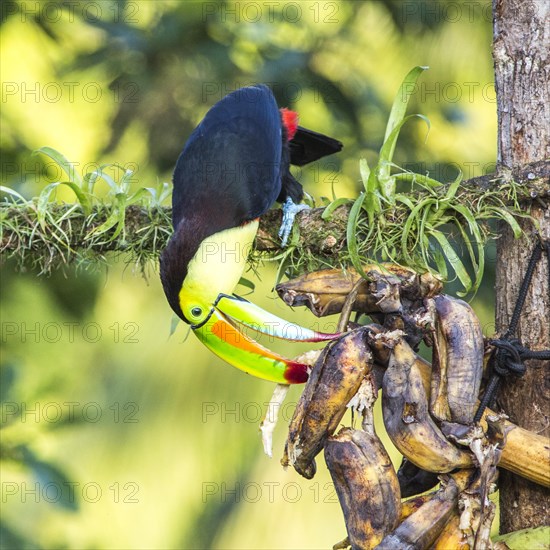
[289,126,343,167]
[171,84,283,231]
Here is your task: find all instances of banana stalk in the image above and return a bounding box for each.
[325,428,401,550]
[282,328,373,479]
[382,337,473,473]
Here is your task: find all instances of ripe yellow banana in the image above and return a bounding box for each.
[432,512,468,549]
[325,427,401,549]
[282,328,373,479]
[428,295,484,424]
[382,337,473,473]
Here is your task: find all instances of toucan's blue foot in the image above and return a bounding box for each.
[279,197,310,247]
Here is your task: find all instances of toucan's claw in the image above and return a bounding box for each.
[279,197,310,247]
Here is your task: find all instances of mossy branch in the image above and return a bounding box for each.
[1,161,548,278]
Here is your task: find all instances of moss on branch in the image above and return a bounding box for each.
[1,161,548,278]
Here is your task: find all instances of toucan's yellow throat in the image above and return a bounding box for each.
[161,219,340,384]
[178,221,259,327]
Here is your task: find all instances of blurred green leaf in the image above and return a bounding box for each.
[34,147,82,187]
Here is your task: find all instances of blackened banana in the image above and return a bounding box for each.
[428,295,484,424]
[325,428,401,549]
[376,470,473,550]
[276,264,442,318]
[382,338,473,473]
[397,458,440,498]
[282,328,373,479]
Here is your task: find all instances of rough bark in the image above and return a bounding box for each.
[493,0,550,533]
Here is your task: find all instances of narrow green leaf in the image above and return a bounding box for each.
[238,277,256,293]
[85,207,120,240]
[443,170,463,202]
[83,170,100,195]
[346,193,368,278]
[451,204,485,292]
[384,66,429,143]
[378,114,430,200]
[430,230,472,295]
[34,147,82,186]
[400,197,437,264]
[0,186,28,203]
[274,246,295,285]
[321,198,350,220]
[364,171,381,222]
[432,243,448,280]
[394,193,415,210]
[359,158,371,192]
[126,187,150,206]
[59,181,91,215]
[36,182,60,227]
[486,207,523,238]
[393,172,443,190]
[89,166,121,194]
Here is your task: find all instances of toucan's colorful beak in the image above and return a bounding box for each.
[192,294,341,384]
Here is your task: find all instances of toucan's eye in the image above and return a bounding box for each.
[191,307,203,318]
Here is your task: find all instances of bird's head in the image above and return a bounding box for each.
[160,220,340,384]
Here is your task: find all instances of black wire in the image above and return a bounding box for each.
[503,244,542,340]
[474,240,550,423]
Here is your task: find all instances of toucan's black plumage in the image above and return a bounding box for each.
[160,84,342,321]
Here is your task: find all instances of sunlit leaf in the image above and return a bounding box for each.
[34,147,82,187]
[384,66,429,143]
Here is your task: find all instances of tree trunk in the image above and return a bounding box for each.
[493,0,550,533]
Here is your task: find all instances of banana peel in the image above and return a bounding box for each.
[325,428,401,549]
[428,295,484,424]
[493,527,550,549]
[276,264,442,318]
[373,333,550,488]
[382,337,474,473]
[376,470,475,549]
[282,327,373,479]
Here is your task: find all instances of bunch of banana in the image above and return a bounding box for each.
[382,336,474,473]
[370,330,550,488]
[427,295,484,424]
[325,427,401,549]
[276,264,442,318]
[281,327,373,479]
[273,263,549,547]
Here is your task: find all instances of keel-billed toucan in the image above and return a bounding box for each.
[160,85,343,384]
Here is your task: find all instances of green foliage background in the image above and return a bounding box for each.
[1,1,498,548]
